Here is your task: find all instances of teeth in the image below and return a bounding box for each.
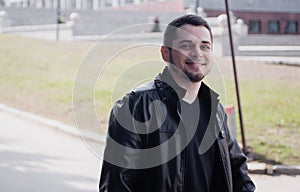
[185,61,206,65]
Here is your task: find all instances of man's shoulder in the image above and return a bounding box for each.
[131,80,157,95]
[112,80,159,113]
[114,80,158,106]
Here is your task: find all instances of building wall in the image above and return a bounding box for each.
[206,10,300,35]
[236,11,300,35]
[185,0,300,13]
[185,0,300,35]
[3,0,300,35]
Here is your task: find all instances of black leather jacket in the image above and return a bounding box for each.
[99,68,255,192]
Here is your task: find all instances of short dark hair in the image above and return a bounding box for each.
[163,14,213,47]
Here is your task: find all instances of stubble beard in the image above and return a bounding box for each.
[184,69,205,83]
[169,50,206,83]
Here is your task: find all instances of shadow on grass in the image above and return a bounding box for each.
[247,146,282,165]
[252,152,282,165]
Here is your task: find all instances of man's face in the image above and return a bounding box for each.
[164,24,213,83]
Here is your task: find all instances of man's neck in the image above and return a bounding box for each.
[183,82,201,104]
[168,67,201,104]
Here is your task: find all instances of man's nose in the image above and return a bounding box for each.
[190,46,204,58]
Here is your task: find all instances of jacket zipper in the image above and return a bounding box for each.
[217,139,231,192]
[180,148,187,192]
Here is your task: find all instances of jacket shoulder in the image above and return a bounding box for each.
[113,80,157,108]
[131,80,156,94]
[113,80,158,113]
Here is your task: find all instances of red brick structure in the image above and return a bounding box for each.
[206,10,300,35]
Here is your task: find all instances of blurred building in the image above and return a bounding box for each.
[185,0,300,35]
[2,0,300,35]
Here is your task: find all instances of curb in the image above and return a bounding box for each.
[235,56,300,66]
[0,103,106,144]
[248,162,300,175]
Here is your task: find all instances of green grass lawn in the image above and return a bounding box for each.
[0,34,93,125]
[0,34,299,165]
[224,78,300,165]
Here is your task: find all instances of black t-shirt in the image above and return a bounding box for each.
[181,91,217,192]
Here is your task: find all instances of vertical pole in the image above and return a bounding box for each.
[224,0,247,154]
[56,0,61,41]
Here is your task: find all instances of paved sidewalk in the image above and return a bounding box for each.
[0,110,104,192]
[251,174,300,192]
[0,107,300,191]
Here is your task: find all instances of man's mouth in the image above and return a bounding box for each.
[185,60,206,66]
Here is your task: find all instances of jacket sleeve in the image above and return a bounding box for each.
[99,93,148,192]
[218,104,256,192]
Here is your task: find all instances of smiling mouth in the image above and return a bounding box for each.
[185,60,206,66]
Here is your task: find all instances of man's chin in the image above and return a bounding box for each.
[185,72,204,83]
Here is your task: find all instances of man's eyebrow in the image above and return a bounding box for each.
[178,40,211,44]
[201,40,211,44]
[178,40,193,44]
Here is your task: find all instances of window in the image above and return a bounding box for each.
[249,20,261,33]
[285,21,298,34]
[268,20,280,34]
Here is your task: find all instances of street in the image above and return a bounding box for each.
[0,110,299,191]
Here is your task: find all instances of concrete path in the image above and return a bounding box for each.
[0,111,104,192]
[0,109,300,192]
[251,174,300,192]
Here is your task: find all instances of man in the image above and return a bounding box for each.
[99,15,256,192]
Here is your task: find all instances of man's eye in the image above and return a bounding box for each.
[180,44,193,50]
[200,45,211,51]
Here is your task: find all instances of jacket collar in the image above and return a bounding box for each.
[154,67,219,102]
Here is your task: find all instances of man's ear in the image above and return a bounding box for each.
[160,46,170,63]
